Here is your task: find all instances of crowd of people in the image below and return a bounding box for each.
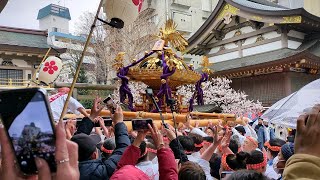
[1,94,320,180]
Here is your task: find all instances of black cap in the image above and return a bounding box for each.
[71,133,101,162]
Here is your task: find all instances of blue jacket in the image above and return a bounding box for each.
[76,118,130,180]
[257,126,276,150]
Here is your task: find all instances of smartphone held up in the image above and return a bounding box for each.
[103,97,117,114]
[0,88,56,175]
[131,118,153,131]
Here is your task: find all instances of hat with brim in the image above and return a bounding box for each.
[71,133,101,161]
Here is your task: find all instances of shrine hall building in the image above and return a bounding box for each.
[187,0,320,106]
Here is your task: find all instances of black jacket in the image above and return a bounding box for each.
[76,118,130,180]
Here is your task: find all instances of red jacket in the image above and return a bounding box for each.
[111,145,178,180]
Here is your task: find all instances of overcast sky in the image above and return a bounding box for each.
[0,0,100,33]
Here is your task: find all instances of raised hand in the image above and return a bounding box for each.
[148,124,165,150]
[89,97,104,121]
[96,116,106,128]
[162,123,177,141]
[295,104,320,157]
[221,127,232,149]
[212,126,222,146]
[111,105,124,125]
[132,130,148,148]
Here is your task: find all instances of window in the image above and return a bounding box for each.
[53,27,58,32]
[172,12,192,32]
[148,15,159,24]
[0,69,23,85]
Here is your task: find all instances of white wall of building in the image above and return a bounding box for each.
[288,30,305,39]
[241,26,255,34]
[288,40,302,49]
[264,31,281,39]
[145,0,217,38]
[242,36,258,46]
[243,41,282,57]
[277,0,304,9]
[12,59,30,68]
[224,29,237,40]
[39,15,69,33]
[225,42,238,49]
[209,46,220,54]
[210,51,239,63]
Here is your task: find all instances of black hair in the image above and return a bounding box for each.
[227,170,269,180]
[179,161,206,180]
[235,126,246,136]
[188,133,203,152]
[268,138,286,158]
[229,139,239,154]
[246,150,264,165]
[177,135,195,152]
[203,136,213,143]
[209,153,221,179]
[100,139,116,160]
[226,152,249,170]
[137,141,147,163]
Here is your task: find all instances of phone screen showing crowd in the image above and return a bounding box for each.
[7,92,56,174]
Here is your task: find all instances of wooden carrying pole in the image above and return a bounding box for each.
[82,109,236,123]
[58,0,104,121]
[63,118,245,131]
[123,118,245,131]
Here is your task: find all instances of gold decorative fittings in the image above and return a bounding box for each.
[200,56,213,74]
[115,19,202,89]
[159,19,188,52]
[112,52,126,70]
[281,16,302,24]
[146,57,160,69]
[252,16,262,21]
[234,29,242,37]
[218,4,239,20]
[255,35,265,43]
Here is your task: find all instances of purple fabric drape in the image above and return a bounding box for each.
[152,52,175,112]
[188,96,194,112]
[189,73,209,111]
[117,51,155,111]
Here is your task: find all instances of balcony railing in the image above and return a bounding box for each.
[0,78,51,88]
